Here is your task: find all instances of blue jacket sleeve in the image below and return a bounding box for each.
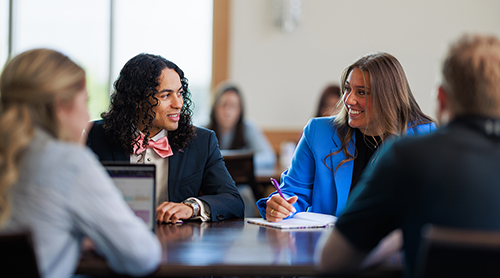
[256,118,320,218]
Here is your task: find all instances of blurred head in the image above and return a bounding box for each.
[0,48,87,142]
[439,34,500,122]
[102,53,195,153]
[0,49,86,224]
[316,85,341,117]
[207,83,246,149]
[337,52,424,136]
[213,86,243,132]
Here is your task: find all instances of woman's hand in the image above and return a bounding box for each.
[265,195,298,222]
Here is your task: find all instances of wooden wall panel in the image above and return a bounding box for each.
[211,0,230,96]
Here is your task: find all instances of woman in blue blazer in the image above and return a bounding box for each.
[257,52,437,221]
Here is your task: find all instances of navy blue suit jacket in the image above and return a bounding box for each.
[86,120,245,221]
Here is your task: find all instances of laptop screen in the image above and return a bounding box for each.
[103,163,156,230]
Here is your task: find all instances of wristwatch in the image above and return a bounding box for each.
[182,199,200,219]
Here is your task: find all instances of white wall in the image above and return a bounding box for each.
[228,0,500,130]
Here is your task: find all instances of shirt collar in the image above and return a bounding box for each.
[136,129,168,141]
[151,129,168,141]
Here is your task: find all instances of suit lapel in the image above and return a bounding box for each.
[111,141,129,162]
[167,148,186,201]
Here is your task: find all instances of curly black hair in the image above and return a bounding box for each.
[101,53,196,154]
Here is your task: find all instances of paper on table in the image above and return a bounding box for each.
[246,212,337,229]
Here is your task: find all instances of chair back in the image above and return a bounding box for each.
[221,150,262,199]
[415,224,500,278]
[0,231,40,277]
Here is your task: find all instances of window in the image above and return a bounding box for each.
[0,0,10,69]
[11,0,110,120]
[113,0,213,125]
[4,0,212,125]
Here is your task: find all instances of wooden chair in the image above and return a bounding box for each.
[0,231,40,277]
[221,150,263,200]
[415,224,500,278]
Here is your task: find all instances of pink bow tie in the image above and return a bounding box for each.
[133,134,173,158]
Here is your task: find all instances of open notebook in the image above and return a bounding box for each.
[247,212,337,229]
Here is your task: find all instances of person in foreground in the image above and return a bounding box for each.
[0,49,160,277]
[87,53,244,223]
[257,52,436,221]
[317,34,500,277]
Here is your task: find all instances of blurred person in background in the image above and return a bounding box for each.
[315,84,342,117]
[207,83,276,171]
[207,83,276,217]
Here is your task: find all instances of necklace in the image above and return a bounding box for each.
[363,134,382,150]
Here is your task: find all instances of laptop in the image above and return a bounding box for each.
[102,162,156,231]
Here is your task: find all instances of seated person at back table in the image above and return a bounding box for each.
[87,53,244,223]
[257,52,436,221]
[206,83,276,217]
[206,83,276,172]
[297,84,343,143]
[315,84,342,117]
[0,49,160,278]
[318,34,500,277]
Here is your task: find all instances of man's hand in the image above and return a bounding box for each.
[265,195,298,222]
[156,202,193,223]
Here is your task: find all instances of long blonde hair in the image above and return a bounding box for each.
[328,52,434,172]
[0,48,85,224]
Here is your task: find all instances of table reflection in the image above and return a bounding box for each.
[156,222,196,243]
[155,220,325,266]
[257,226,325,265]
[77,220,367,277]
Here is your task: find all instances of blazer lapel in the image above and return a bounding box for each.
[167,148,186,201]
[330,129,354,215]
[111,141,129,162]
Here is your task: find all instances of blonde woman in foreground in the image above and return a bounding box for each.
[0,49,161,278]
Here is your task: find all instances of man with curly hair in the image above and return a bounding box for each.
[87,53,244,223]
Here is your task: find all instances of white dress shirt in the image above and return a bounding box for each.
[131,129,209,221]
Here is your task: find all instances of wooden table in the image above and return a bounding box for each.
[77,219,402,277]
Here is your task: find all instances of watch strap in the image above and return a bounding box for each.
[183,200,200,218]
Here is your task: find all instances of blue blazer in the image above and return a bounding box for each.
[256,117,436,218]
[87,120,245,221]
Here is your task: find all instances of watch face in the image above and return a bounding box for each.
[192,203,200,215]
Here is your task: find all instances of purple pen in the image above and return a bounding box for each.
[270,178,286,199]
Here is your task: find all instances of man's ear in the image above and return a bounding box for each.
[437,86,451,125]
[437,87,448,110]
